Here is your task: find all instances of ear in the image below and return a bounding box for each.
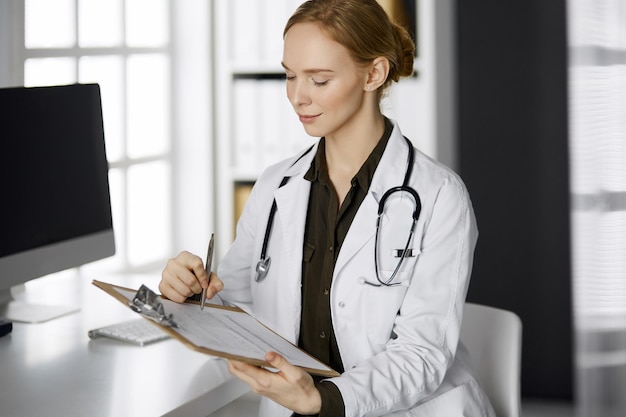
[364,57,390,92]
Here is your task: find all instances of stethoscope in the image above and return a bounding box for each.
[255,137,421,287]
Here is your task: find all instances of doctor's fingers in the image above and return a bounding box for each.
[228,355,320,414]
[205,273,224,299]
[176,250,211,286]
[158,279,189,303]
[228,360,275,392]
[228,353,309,392]
[162,252,206,293]
[265,351,314,389]
[160,263,200,302]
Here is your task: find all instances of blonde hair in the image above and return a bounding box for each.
[284,0,415,97]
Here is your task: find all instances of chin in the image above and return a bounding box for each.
[301,125,326,138]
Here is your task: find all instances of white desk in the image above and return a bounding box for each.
[0,271,250,417]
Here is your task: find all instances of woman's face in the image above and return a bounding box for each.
[282,22,369,139]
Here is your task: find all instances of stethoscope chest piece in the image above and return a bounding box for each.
[255,257,271,282]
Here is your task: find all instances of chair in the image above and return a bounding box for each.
[460,303,523,417]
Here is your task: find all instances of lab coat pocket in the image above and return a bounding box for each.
[364,279,411,346]
[377,245,421,285]
[365,220,420,346]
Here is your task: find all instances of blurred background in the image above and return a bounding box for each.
[0,0,624,415]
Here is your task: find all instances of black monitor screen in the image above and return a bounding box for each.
[0,84,113,265]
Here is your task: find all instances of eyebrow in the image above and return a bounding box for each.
[281,62,334,74]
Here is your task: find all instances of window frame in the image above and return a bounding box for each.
[0,0,214,274]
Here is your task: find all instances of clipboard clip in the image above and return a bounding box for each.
[129,284,179,328]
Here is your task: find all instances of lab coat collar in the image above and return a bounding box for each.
[282,142,319,179]
[370,119,413,198]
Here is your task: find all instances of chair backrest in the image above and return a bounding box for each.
[460,303,522,417]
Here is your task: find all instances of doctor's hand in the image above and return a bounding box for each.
[228,351,322,415]
[159,251,224,303]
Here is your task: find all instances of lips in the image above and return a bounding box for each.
[298,113,320,123]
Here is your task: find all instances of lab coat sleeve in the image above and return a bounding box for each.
[330,174,479,417]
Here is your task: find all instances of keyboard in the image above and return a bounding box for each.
[88,318,170,346]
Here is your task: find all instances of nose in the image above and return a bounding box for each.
[287,78,311,108]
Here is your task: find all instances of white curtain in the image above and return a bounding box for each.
[568,0,626,415]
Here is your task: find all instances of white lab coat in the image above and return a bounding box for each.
[217,120,496,417]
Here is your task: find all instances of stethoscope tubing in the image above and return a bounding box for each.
[255,137,421,286]
[255,147,314,282]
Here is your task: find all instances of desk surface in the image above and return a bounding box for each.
[0,271,250,417]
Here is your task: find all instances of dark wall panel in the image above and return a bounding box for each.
[456,0,573,400]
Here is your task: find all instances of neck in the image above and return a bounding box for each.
[325,114,386,178]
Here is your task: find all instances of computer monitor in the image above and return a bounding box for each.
[0,83,115,322]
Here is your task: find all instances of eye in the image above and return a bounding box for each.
[312,79,329,87]
[284,74,296,81]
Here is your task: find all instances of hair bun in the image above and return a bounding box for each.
[391,22,415,81]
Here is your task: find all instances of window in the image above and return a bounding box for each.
[568,0,626,413]
[20,0,173,271]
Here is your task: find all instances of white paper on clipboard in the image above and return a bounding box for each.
[92,280,339,377]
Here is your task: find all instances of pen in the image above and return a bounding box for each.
[201,233,215,311]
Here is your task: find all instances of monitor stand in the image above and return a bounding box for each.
[0,287,79,323]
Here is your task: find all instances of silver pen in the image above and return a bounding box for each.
[201,233,215,311]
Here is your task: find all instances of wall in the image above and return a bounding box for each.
[456,0,574,400]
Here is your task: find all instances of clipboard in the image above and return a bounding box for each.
[92,280,340,378]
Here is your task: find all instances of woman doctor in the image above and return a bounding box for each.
[160,0,495,416]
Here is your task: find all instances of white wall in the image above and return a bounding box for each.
[169,0,214,256]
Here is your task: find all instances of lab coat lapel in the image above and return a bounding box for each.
[334,122,410,276]
[274,175,310,268]
[274,147,316,271]
[271,152,314,335]
[334,192,379,274]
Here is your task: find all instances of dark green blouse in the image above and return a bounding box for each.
[297,118,393,417]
